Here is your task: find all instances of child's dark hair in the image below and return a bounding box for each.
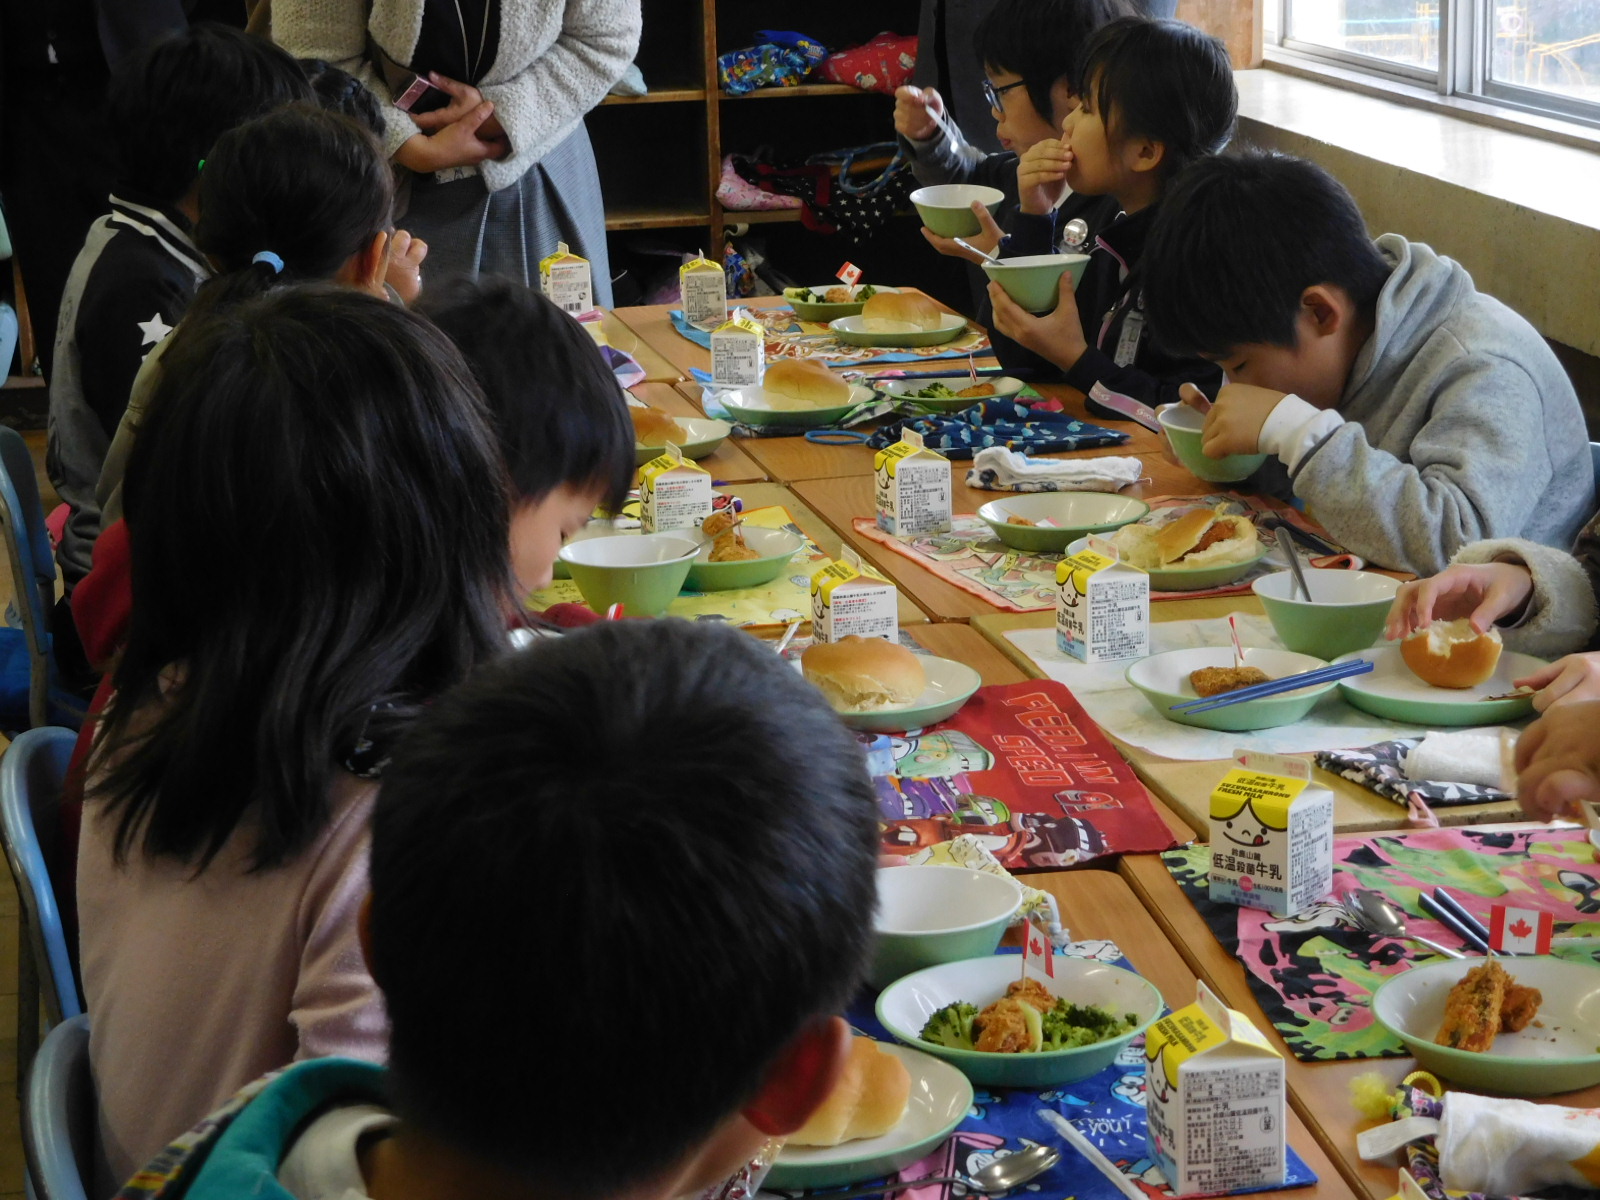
[420,276,633,513]
[1142,151,1392,357]
[1072,16,1236,181]
[974,0,1135,123]
[98,287,511,872]
[190,104,394,317]
[370,620,879,1197]
[107,23,311,203]
[299,59,385,135]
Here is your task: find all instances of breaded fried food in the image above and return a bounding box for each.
[1435,959,1511,1052]
[1190,666,1271,698]
[1005,977,1055,1014]
[701,511,737,539]
[709,532,759,562]
[972,997,1034,1053]
[957,382,996,398]
[824,286,853,303]
[1499,983,1543,1033]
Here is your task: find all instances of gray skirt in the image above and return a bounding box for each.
[402,121,613,307]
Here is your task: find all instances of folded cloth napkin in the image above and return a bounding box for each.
[965,446,1145,493]
[1439,1090,1600,1195]
[1316,738,1512,810]
[865,399,1130,459]
[1403,729,1515,788]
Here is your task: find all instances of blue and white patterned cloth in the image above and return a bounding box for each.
[866,400,1131,459]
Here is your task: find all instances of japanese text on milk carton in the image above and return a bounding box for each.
[1055,547,1149,663]
[874,430,952,537]
[1209,753,1333,917]
[538,242,593,314]
[810,548,898,643]
[710,309,764,389]
[679,253,727,329]
[638,444,712,534]
[1145,981,1286,1197]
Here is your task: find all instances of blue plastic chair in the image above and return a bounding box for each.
[1,728,84,1088]
[0,426,87,729]
[22,1014,94,1200]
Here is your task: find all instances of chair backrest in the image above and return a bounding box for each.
[0,727,83,1025]
[0,424,64,727]
[1591,441,1600,498]
[23,1014,94,1200]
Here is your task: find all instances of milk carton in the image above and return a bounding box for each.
[1145,981,1286,1197]
[638,445,712,534]
[1055,543,1149,663]
[538,241,593,314]
[710,309,764,389]
[679,253,727,329]
[874,430,952,536]
[810,548,898,643]
[1209,752,1334,917]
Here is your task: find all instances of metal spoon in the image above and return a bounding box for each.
[1345,889,1464,959]
[784,1143,1060,1200]
[954,236,1003,265]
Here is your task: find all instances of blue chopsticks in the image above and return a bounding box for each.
[1421,888,1497,955]
[1170,658,1374,713]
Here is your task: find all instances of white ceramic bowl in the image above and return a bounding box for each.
[872,865,1023,988]
[1126,646,1335,732]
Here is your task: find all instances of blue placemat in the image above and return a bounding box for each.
[671,309,991,366]
[775,944,1318,1200]
[865,400,1131,459]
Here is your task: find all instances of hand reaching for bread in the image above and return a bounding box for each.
[1386,563,1535,643]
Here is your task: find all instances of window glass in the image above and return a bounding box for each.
[1285,0,1441,71]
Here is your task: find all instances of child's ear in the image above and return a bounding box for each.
[338,230,391,298]
[1300,284,1355,339]
[741,1016,852,1136]
[1126,137,1166,175]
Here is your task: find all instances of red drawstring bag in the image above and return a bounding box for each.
[818,32,917,94]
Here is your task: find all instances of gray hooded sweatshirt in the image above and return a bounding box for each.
[1266,234,1592,576]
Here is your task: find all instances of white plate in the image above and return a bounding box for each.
[1331,644,1546,726]
[874,375,1027,406]
[831,314,969,336]
[834,655,984,733]
[767,1041,973,1190]
[720,383,875,414]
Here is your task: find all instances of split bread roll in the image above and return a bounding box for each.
[1111,507,1260,571]
[788,1037,912,1148]
[1400,618,1503,688]
[764,359,853,410]
[630,407,689,447]
[862,291,943,333]
[803,636,927,712]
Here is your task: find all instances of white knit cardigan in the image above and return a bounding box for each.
[271,0,641,192]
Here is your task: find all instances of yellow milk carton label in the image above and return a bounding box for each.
[711,309,764,389]
[538,241,593,315]
[809,549,897,643]
[1055,548,1149,664]
[874,430,951,537]
[679,253,728,329]
[638,444,712,533]
[1145,982,1286,1197]
[1209,767,1334,917]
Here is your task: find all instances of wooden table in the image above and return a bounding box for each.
[968,599,1524,836]
[1029,871,1358,1200]
[598,310,681,382]
[631,382,768,484]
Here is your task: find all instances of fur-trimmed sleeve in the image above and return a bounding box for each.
[1452,534,1600,658]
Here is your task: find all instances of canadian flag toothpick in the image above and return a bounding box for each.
[1489,904,1553,955]
[836,261,863,286]
[1022,921,1055,979]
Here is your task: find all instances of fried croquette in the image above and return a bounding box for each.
[1190,666,1272,698]
[957,382,996,398]
[701,511,737,539]
[1005,978,1055,1014]
[1435,959,1511,1052]
[1498,982,1543,1033]
[972,997,1034,1053]
[709,532,759,562]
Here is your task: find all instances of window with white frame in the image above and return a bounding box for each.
[1269,1,1600,127]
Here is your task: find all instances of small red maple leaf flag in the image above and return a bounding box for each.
[836,261,863,286]
[1489,904,1553,954]
[1022,920,1055,979]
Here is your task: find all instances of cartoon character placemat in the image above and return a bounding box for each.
[670,308,991,366]
[798,944,1318,1200]
[1163,828,1600,1062]
[870,680,1177,870]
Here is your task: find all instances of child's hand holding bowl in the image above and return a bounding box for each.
[1200,382,1287,458]
[922,201,1006,263]
[987,273,1086,366]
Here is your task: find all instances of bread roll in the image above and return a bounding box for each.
[764,359,853,410]
[788,1038,911,1148]
[802,636,927,712]
[1400,619,1503,689]
[630,407,688,447]
[1112,508,1259,571]
[862,291,942,333]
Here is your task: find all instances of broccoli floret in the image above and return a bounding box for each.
[858,284,878,300]
[1041,1000,1139,1051]
[920,1002,980,1050]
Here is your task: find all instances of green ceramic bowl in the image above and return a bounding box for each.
[830,314,969,349]
[717,383,871,429]
[1126,646,1335,732]
[981,253,1091,314]
[978,494,1150,553]
[632,416,731,467]
[874,374,1027,413]
[1332,645,1544,726]
[1158,403,1268,483]
[1372,956,1600,1095]
[876,954,1163,1087]
[910,184,1006,238]
[783,284,899,323]
[683,527,804,592]
[557,532,699,618]
[766,1042,973,1190]
[871,865,1023,989]
[1066,536,1271,592]
[834,655,983,734]
[1252,570,1400,660]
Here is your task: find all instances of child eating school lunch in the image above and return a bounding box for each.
[1140,150,1592,577]
[112,620,881,1200]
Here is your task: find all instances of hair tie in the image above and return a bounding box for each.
[252,251,285,275]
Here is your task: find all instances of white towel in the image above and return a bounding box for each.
[1402,730,1516,788]
[1440,1091,1600,1194]
[966,446,1145,493]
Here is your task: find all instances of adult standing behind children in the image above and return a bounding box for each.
[270,0,641,304]
[78,287,512,1192]
[1141,151,1592,576]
